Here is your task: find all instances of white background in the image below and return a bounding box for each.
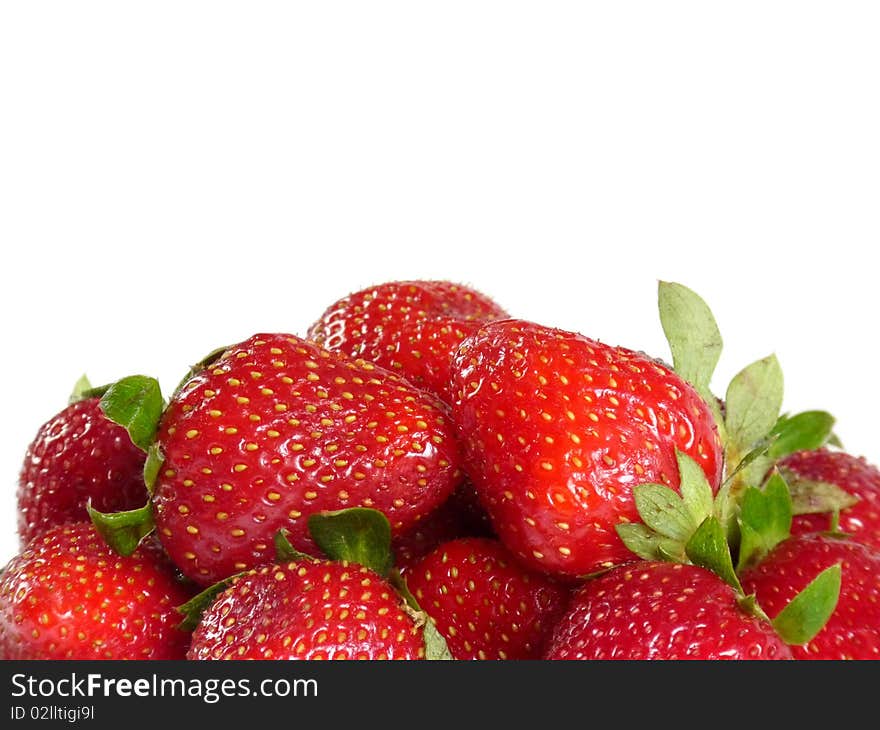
[1,2,878,565]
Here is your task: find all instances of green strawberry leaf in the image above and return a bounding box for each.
[657,541,688,562]
[619,451,719,563]
[781,472,860,516]
[389,569,454,660]
[685,516,744,594]
[69,374,93,402]
[677,451,715,526]
[771,563,842,646]
[143,443,164,496]
[421,613,455,660]
[99,375,165,451]
[722,437,775,488]
[69,374,111,404]
[826,511,851,535]
[769,411,836,460]
[614,522,660,560]
[632,483,696,543]
[735,472,793,571]
[657,281,723,390]
[87,499,155,556]
[69,375,113,403]
[616,523,685,562]
[713,481,741,546]
[724,355,783,454]
[274,528,315,563]
[724,354,784,460]
[735,592,771,624]
[307,508,394,578]
[657,281,725,431]
[616,523,663,560]
[176,576,238,632]
[736,523,763,575]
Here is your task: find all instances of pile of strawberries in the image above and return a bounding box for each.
[2,279,879,660]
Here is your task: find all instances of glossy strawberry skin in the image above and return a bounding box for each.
[403,537,570,659]
[0,522,192,660]
[451,319,723,578]
[543,561,792,660]
[188,560,424,660]
[153,333,462,586]
[741,533,880,660]
[17,397,147,545]
[782,449,880,551]
[308,280,508,403]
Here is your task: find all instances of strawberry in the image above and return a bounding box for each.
[186,507,451,661]
[543,561,793,660]
[402,537,570,659]
[0,522,192,660]
[450,319,723,578]
[307,280,508,403]
[17,394,147,545]
[780,449,880,550]
[392,482,494,567]
[152,333,462,586]
[740,533,880,659]
[187,559,425,660]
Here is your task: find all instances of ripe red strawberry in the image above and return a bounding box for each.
[781,449,880,550]
[17,396,147,545]
[188,559,425,660]
[543,561,793,660]
[0,522,192,660]
[451,319,723,578]
[392,483,494,567]
[740,533,880,659]
[307,280,508,403]
[153,333,462,585]
[402,537,570,659]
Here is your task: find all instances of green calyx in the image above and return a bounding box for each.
[617,451,714,564]
[735,471,793,571]
[87,500,155,557]
[617,450,743,592]
[75,372,170,496]
[84,373,167,557]
[307,507,395,579]
[619,455,840,646]
[770,411,840,460]
[627,282,846,646]
[143,443,164,496]
[723,354,785,481]
[770,564,842,645]
[657,281,839,507]
[658,281,724,432]
[655,281,841,524]
[69,374,110,404]
[98,374,166,452]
